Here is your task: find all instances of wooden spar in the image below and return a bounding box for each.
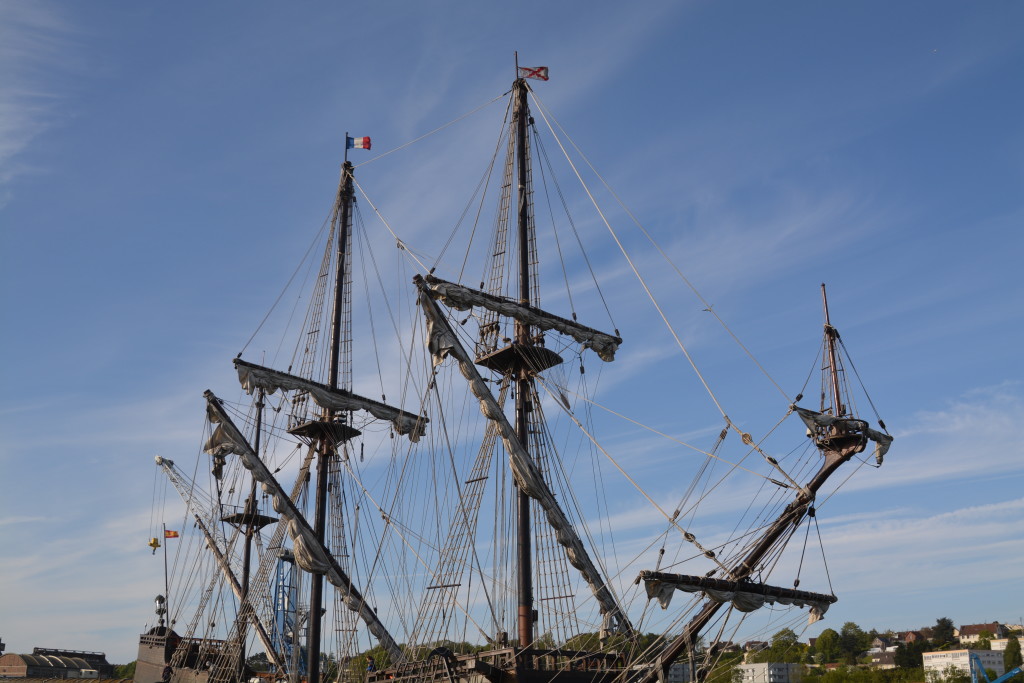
[637,432,866,683]
[638,572,838,608]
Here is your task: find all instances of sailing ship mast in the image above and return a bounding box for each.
[143,67,896,683]
[637,284,893,683]
[307,155,356,683]
[512,75,537,650]
[413,67,631,667]
[181,139,424,683]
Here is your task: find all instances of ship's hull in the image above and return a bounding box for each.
[372,647,637,683]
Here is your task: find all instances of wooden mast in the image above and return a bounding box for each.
[308,158,356,683]
[821,283,844,417]
[513,75,535,651]
[640,287,869,683]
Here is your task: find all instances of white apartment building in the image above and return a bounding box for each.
[991,639,1012,652]
[735,662,802,683]
[923,650,1004,682]
[667,661,692,683]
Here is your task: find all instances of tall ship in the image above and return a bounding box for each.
[135,65,893,683]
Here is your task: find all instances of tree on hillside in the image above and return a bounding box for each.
[839,622,869,664]
[895,640,930,669]
[805,666,926,683]
[813,628,840,664]
[703,650,743,683]
[562,631,665,659]
[933,618,956,647]
[1005,637,1022,683]
[246,653,270,673]
[748,629,804,664]
[113,662,137,678]
[929,664,969,683]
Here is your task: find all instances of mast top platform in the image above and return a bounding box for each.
[475,343,563,374]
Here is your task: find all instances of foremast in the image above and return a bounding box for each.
[637,285,892,683]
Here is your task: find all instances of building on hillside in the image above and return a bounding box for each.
[959,623,1007,645]
[869,651,896,669]
[898,631,926,644]
[923,649,1004,682]
[870,637,896,652]
[735,662,803,683]
[743,642,769,663]
[666,661,692,683]
[991,638,1015,652]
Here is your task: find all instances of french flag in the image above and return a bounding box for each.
[347,136,371,150]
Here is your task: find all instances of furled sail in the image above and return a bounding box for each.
[202,390,406,664]
[233,359,427,442]
[793,406,893,465]
[639,571,836,624]
[417,284,633,635]
[420,275,622,362]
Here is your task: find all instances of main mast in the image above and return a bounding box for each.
[512,77,535,649]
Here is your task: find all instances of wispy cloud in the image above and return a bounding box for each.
[0,2,80,198]
[828,382,1023,498]
[0,515,48,527]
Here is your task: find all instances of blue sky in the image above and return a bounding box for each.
[1,0,1022,664]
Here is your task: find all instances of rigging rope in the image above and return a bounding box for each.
[353,92,507,169]
[532,376,729,574]
[528,92,736,430]
[238,212,333,358]
[531,126,578,319]
[813,512,836,597]
[530,91,792,405]
[352,177,429,273]
[536,377,775,482]
[838,337,889,432]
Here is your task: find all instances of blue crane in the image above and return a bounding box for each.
[970,651,1023,683]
